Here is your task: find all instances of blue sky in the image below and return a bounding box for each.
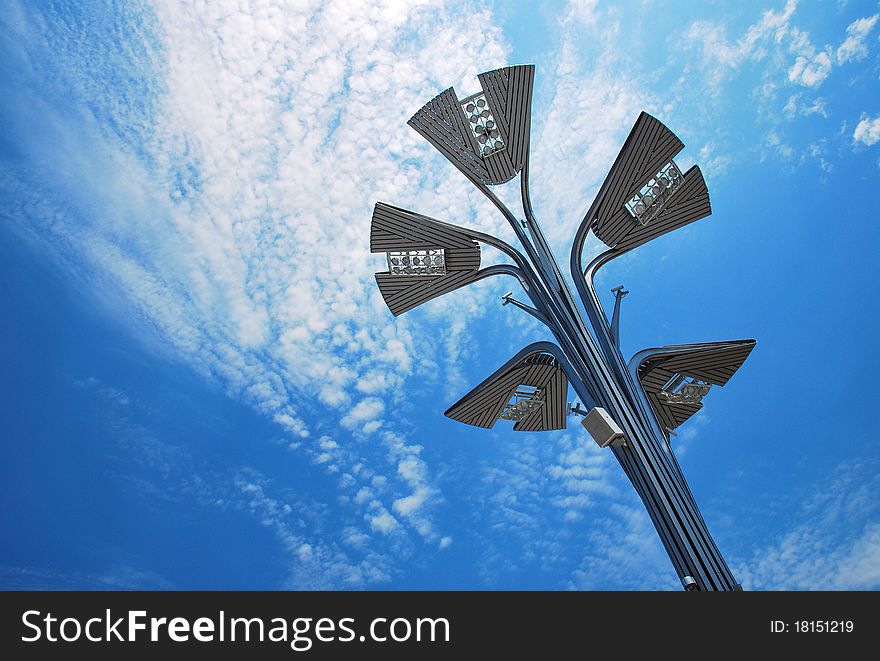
[1,0,878,590]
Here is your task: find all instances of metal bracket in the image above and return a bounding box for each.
[610,285,629,349]
[568,402,589,417]
[501,292,550,326]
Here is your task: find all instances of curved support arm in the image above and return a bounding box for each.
[466,183,584,344]
[522,156,616,352]
[461,156,609,413]
[518,158,628,409]
[465,227,532,278]
[627,340,757,391]
[520,157,537,224]
[571,217,625,343]
[627,343,708,382]
[466,218,581,349]
[570,197,600,293]
[502,295,551,327]
[567,202,630,380]
[572,216,684,470]
[471,263,530,294]
[569,190,629,341]
[582,247,621,334]
[471,175,567,306]
[469,263,553,330]
[475,182,534,258]
[520,157,565,293]
[627,344,689,396]
[582,246,673,432]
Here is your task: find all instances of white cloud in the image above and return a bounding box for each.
[697,143,732,178]
[683,4,874,98]
[836,14,878,64]
[788,50,833,87]
[764,130,795,160]
[565,0,599,27]
[470,431,675,588]
[393,488,430,517]
[568,503,676,590]
[340,397,385,429]
[831,524,880,588]
[369,510,400,534]
[783,93,830,120]
[74,376,133,407]
[684,0,797,71]
[530,2,661,248]
[0,0,523,578]
[809,142,834,173]
[61,378,397,589]
[670,2,857,171]
[788,13,878,87]
[786,25,835,87]
[681,0,798,92]
[674,409,710,457]
[783,93,800,118]
[382,433,441,541]
[853,114,880,146]
[802,97,829,118]
[0,564,176,590]
[236,475,393,588]
[735,461,880,590]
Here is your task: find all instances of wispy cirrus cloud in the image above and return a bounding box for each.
[0,0,516,578]
[786,26,834,88]
[529,1,659,250]
[71,375,396,588]
[681,2,877,94]
[735,460,880,590]
[681,0,798,88]
[671,1,880,175]
[3,0,876,592]
[469,430,675,589]
[235,472,395,589]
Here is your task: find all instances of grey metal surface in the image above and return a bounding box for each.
[607,165,711,251]
[588,112,710,252]
[408,65,534,187]
[478,65,534,176]
[590,112,682,237]
[630,340,757,433]
[581,406,626,447]
[371,202,481,316]
[445,343,569,432]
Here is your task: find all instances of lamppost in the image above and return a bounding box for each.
[369,65,755,591]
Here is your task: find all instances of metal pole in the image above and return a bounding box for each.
[372,65,754,590]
